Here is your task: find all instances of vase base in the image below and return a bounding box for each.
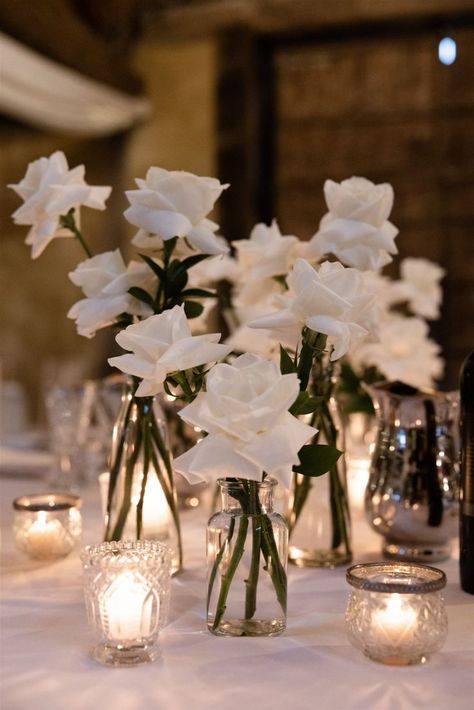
[383,540,451,563]
[91,642,161,667]
[288,545,352,568]
[208,618,286,637]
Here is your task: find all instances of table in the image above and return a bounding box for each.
[1,475,473,710]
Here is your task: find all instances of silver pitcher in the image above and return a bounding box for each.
[365,381,460,562]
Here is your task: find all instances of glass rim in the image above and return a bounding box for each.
[13,493,82,512]
[346,562,447,593]
[367,380,457,401]
[80,539,173,567]
[217,476,277,489]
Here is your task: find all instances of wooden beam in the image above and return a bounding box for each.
[143,0,474,39]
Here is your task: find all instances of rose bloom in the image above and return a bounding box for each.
[399,257,445,320]
[232,219,301,280]
[124,167,229,255]
[9,151,111,258]
[173,353,316,487]
[250,259,376,360]
[108,305,232,396]
[350,314,444,390]
[306,176,399,271]
[68,250,155,338]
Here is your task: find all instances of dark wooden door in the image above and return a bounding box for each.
[218,23,474,387]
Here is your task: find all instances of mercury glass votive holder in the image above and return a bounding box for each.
[345,562,447,666]
[81,540,173,667]
[13,493,82,560]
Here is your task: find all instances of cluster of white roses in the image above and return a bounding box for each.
[9,152,319,487]
[10,154,445,485]
[207,177,445,391]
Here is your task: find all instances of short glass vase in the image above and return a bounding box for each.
[207,477,288,637]
[81,540,172,667]
[345,562,447,666]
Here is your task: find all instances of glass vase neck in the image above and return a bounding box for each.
[218,477,276,514]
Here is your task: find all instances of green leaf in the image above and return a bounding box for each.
[289,392,324,416]
[163,237,178,261]
[183,300,204,319]
[128,287,155,308]
[293,443,342,477]
[167,270,188,297]
[140,254,166,281]
[280,345,296,375]
[180,288,216,299]
[172,253,210,278]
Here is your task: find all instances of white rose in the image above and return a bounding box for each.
[67,250,155,338]
[173,353,317,487]
[232,219,300,279]
[306,177,399,271]
[399,258,445,320]
[350,314,444,389]
[226,279,282,359]
[8,151,111,258]
[249,259,376,360]
[124,167,229,255]
[108,305,232,396]
[186,254,239,288]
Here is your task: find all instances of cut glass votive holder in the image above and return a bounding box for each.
[13,493,82,560]
[345,562,447,666]
[81,540,173,667]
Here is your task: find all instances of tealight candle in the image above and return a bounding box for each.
[345,562,447,665]
[81,540,172,667]
[13,494,82,560]
[99,471,171,540]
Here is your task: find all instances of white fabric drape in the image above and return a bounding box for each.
[0,33,150,136]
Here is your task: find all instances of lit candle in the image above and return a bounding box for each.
[13,493,82,560]
[100,471,171,539]
[140,474,171,539]
[371,593,418,646]
[347,457,370,513]
[101,570,159,642]
[26,511,65,558]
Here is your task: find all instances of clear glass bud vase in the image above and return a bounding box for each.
[207,477,288,637]
[103,379,182,574]
[288,397,352,568]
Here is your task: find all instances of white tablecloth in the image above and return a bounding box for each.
[1,475,473,710]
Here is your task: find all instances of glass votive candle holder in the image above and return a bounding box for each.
[13,493,82,560]
[345,562,447,666]
[81,540,173,667]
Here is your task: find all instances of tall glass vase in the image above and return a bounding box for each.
[207,477,288,637]
[103,379,182,574]
[288,389,352,567]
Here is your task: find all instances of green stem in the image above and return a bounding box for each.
[289,474,311,535]
[207,517,236,612]
[149,411,183,568]
[259,514,287,614]
[148,431,183,570]
[104,393,134,540]
[244,483,262,620]
[319,403,351,555]
[60,209,93,258]
[108,422,143,541]
[212,515,249,630]
[136,407,151,538]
